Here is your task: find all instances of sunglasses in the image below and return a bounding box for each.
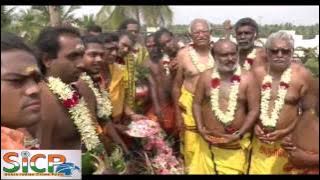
[268,48,292,56]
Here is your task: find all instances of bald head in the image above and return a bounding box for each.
[212,39,239,73]
[212,39,238,54]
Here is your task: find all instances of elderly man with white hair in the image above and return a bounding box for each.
[172,18,215,174]
[249,31,317,174]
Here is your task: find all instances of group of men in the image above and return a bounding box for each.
[1,17,318,174]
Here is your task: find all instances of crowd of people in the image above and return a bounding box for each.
[1,17,319,174]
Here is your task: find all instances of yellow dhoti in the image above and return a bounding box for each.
[178,86,214,174]
[249,136,290,174]
[210,133,251,174]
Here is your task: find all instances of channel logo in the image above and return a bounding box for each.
[1,150,81,179]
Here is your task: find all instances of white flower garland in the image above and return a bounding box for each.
[260,67,291,128]
[189,45,214,72]
[80,73,113,120]
[210,66,241,126]
[47,77,102,151]
[243,48,256,71]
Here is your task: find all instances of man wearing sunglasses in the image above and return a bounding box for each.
[249,31,317,174]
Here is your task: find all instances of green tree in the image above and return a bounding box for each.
[1,6,16,31]
[31,6,81,25]
[12,8,47,43]
[96,6,173,31]
[77,14,96,29]
[296,46,319,77]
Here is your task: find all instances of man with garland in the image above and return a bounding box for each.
[35,26,117,174]
[249,31,317,174]
[172,18,215,174]
[78,35,130,158]
[193,39,260,174]
[234,17,267,71]
[35,26,87,149]
[1,32,42,150]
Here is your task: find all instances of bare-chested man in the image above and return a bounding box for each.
[172,19,215,174]
[35,26,94,150]
[144,31,178,136]
[193,39,260,174]
[1,32,42,150]
[79,35,129,155]
[281,78,319,174]
[249,31,317,174]
[235,17,267,71]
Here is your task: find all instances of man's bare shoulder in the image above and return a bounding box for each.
[292,63,313,80]
[176,47,189,60]
[255,47,267,65]
[241,70,257,85]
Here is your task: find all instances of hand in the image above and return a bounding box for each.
[205,133,239,145]
[287,147,309,167]
[281,135,296,151]
[263,129,287,142]
[254,124,265,138]
[130,114,148,121]
[254,125,271,144]
[219,133,240,144]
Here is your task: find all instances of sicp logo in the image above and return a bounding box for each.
[1,150,81,179]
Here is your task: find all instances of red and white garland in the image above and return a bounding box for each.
[189,45,214,73]
[260,67,292,128]
[47,77,102,151]
[210,66,242,126]
[243,48,256,71]
[80,73,112,120]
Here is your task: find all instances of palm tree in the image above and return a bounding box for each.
[77,14,96,29]
[96,6,173,31]
[31,5,81,26]
[48,6,61,26]
[13,8,47,43]
[1,6,16,30]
